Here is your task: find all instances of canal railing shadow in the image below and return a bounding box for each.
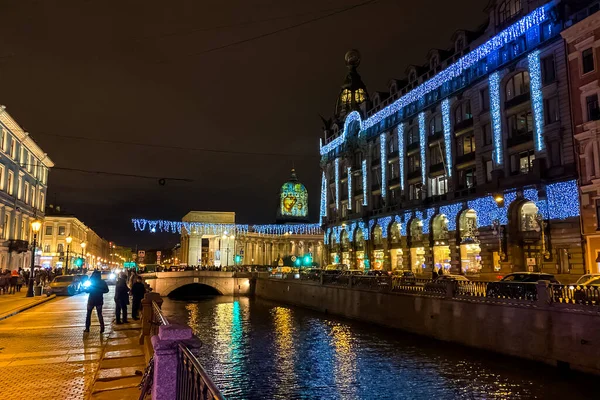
[139,293,225,400]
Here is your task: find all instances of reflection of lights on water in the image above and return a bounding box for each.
[272,307,297,398]
[327,321,358,399]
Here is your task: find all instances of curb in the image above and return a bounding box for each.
[0,294,57,322]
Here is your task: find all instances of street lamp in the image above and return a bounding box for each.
[81,242,86,270]
[64,235,72,275]
[26,219,42,298]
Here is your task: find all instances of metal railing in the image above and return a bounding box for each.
[177,344,225,400]
[551,284,600,306]
[151,301,225,400]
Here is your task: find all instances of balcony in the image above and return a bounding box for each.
[8,239,29,253]
[455,152,476,165]
[388,177,400,187]
[455,186,476,198]
[453,118,474,134]
[407,170,421,180]
[520,230,541,244]
[507,131,533,148]
[429,162,445,175]
[504,92,530,110]
[354,188,363,196]
[388,150,399,160]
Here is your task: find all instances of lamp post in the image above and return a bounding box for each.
[222,234,230,267]
[81,242,86,271]
[64,235,72,275]
[26,219,42,298]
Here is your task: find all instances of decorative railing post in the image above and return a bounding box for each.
[445,281,455,299]
[536,281,551,306]
[151,324,198,400]
[140,292,163,344]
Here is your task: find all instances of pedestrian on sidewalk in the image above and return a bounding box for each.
[130,276,146,320]
[114,273,130,324]
[9,270,18,294]
[84,271,109,333]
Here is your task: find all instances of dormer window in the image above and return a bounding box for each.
[498,0,521,25]
[409,70,416,82]
[430,55,439,71]
[456,38,464,53]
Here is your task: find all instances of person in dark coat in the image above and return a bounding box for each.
[84,271,109,333]
[130,276,146,320]
[431,268,438,280]
[114,273,130,324]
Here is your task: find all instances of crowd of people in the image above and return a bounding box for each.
[84,269,148,333]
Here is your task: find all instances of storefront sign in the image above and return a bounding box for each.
[526,258,536,266]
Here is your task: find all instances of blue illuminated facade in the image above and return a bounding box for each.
[319,0,585,274]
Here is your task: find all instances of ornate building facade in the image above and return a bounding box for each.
[562,1,600,273]
[320,0,586,276]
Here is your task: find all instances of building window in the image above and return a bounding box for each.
[507,110,533,137]
[586,94,599,122]
[58,226,66,236]
[57,243,64,253]
[454,101,472,124]
[429,146,444,165]
[457,133,476,156]
[485,159,494,182]
[549,140,561,167]
[7,171,13,195]
[388,134,397,154]
[390,162,399,179]
[429,114,443,135]
[541,55,556,85]
[44,244,50,253]
[0,128,4,152]
[456,38,464,53]
[582,48,595,75]
[407,154,420,173]
[511,150,535,174]
[481,87,490,111]
[31,186,35,208]
[544,97,559,125]
[0,165,4,191]
[483,123,492,146]
[10,138,15,159]
[20,220,25,240]
[408,183,420,200]
[458,168,476,189]
[40,192,45,212]
[430,175,447,196]
[24,182,29,204]
[407,126,419,145]
[17,178,22,200]
[3,214,8,240]
[45,225,53,236]
[498,0,521,25]
[505,71,530,101]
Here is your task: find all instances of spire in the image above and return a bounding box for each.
[289,168,298,182]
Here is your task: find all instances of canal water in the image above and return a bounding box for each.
[161,296,594,400]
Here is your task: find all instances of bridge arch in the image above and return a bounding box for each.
[168,283,223,299]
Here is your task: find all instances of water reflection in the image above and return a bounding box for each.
[161,297,595,400]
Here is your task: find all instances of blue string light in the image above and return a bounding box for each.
[398,124,405,190]
[347,167,352,210]
[489,72,503,165]
[418,112,426,186]
[335,158,340,211]
[132,220,322,236]
[439,203,464,231]
[347,221,357,243]
[324,228,331,244]
[319,4,549,156]
[380,133,387,199]
[378,216,392,238]
[441,98,452,177]
[528,50,545,151]
[362,160,368,206]
[358,221,369,240]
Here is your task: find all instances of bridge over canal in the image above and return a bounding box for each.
[140,271,253,296]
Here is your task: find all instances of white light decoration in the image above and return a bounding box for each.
[398,124,405,190]
[131,220,323,236]
[489,72,503,165]
[418,112,427,186]
[441,98,452,177]
[528,50,545,151]
[362,159,368,206]
[335,158,340,211]
[319,4,549,156]
[320,171,327,224]
[380,133,387,199]
[347,167,352,210]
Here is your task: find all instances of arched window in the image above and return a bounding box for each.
[456,38,464,53]
[498,0,522,25]
[520,202,540,232]
[459,209,478,241]
[388,133,397,154]
[432,215,449,241]
[341,230,349,251]
[454,100,472,124]
[390,222,401,244]
[505,71,530,101]
[410,219,423,242]
[57,243,64,253]
[355,229,365,251]
[409,70,417,82]
[430,54,439,70]
[373,225,383,246]
[429,114,443,135]
[407,126,419,144]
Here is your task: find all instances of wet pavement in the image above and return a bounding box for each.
[0,291,114,400]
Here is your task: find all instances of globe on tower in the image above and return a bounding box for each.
[276,168,309,223]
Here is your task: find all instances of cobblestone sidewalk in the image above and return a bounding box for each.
[0,291,54,319]
[0,290,116,400]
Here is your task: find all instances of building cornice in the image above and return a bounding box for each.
[0,106,54,168]
[561,12,600,43]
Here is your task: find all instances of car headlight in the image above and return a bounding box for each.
[83,280,91,288]
[109,273,116,279]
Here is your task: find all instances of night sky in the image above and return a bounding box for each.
[0,0,486,248]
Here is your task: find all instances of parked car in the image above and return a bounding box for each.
[340,269,364,276]
[486,272,559,300]
[47,275,81,296]
[574,274,600,286]
[424,274,469,292]
[392,270,417,285]
[366,270,390,276]
[573,276,600,303]
[76,274,90,292]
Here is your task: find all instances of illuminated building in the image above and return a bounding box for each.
[176,169,323,267]
[562,2,600,273]
[320,1,587,275]
[0,107,53,271]
[39,206,110,270]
